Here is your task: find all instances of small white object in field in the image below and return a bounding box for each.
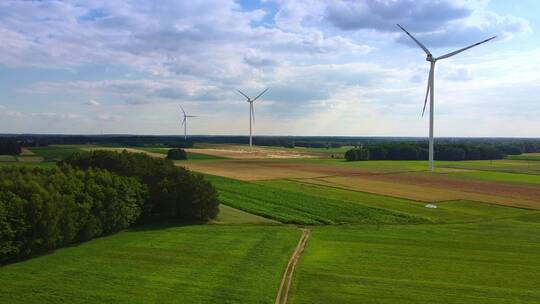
[425,203,437,209]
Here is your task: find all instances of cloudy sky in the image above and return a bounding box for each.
[0,0,538,137]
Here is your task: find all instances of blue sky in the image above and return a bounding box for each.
[0,0,538,137]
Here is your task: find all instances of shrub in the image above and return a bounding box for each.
[167,148,187,160]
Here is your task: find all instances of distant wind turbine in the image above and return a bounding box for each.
[397,24,496,172]
[236,88,269,147]
[179,105,197,140]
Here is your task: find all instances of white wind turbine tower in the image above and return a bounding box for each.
[179,105,197,140]
[397,24,495,172]
[236,88,269,147]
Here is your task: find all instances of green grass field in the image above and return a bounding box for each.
[28,145,83,162]
[290,216,540,304]
[2,144,540,303]
[0,155,16,162]
[206,174,426,225]
[507,153,540,161]
[259,179,530,223]
[0,225,299,304]
[445,170,540,185]
[0,161,56,168]
[214,204,279,224]
[440,159,540,174]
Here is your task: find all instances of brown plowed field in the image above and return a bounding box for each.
[300,174,539,210]
[181,159,540,210]
[185,147,319,159]
[181,159,381,180]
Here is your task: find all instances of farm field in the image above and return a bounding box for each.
[2,144,540,303]
[186,146,319,159]
[181,157,540,210]
[137,146,226,160]
[28,145,83,162]
[289,216,540,304]
[206,174,427,225]
[0,155,16,162]
[258,179,530,223]
[214,204,279,224]
[0,225,300,304]
[507,153,540,161]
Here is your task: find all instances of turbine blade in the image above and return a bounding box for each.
[396,24,431,56]
[181,118,186,127]
[422,65,434,117]
[251,88,269,102]
[179,105,186,116]
[236,89,250,100]
[436,36,496,60]
[251,103,255,126]
[186,115,197,117]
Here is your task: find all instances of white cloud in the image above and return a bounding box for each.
[82,99,101,106]
[0,1,537,136]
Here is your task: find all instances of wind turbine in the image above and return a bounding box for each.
[397,24,495,172]
[179,105,197,140]
[236,88,269,147]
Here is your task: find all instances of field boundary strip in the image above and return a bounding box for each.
[275,228,310,304]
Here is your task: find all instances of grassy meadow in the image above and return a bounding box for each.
[28,145,83,162]
[289,217,540,304]
[0,225,300,304]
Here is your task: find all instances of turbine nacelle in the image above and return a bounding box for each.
[426,54,435,62]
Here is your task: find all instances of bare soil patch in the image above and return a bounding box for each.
[180,159,377,181]
[20,148,35,156]
[182,158,539,210]
[186,147,319,159]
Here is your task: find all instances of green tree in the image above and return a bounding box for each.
[167,148,187,160]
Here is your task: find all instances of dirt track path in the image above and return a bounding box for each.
[275,228,310,304]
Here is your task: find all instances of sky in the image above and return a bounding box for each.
[0,0,538,137]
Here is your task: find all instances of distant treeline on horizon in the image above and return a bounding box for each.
[1,134,539,148]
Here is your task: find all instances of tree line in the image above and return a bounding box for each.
[1,150,219,263]
[4,135,540,153]
[0,139,21,155]
[61,150,219,222]
[0,166,146,263]
[345,143,529,161]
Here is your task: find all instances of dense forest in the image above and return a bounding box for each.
[344,142,531,161]
[61,150,219,222]
[0,139,21,155]
[0,166,146,263]
[1,150,219,263]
